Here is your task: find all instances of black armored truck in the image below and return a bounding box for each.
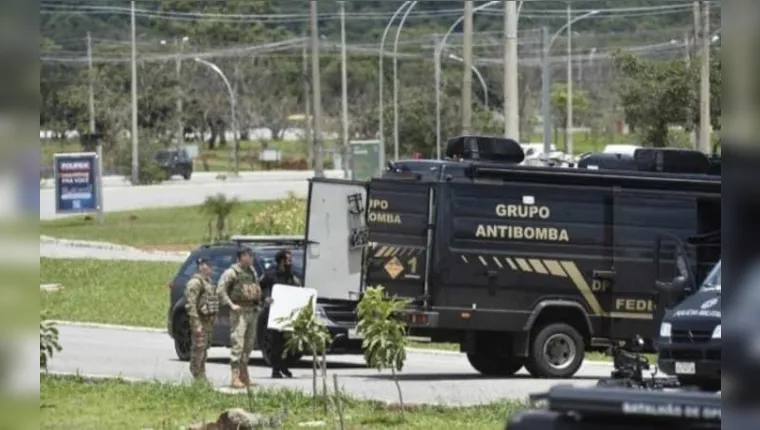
[302,136,721,379]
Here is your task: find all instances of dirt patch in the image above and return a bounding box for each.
[137,244,193,252]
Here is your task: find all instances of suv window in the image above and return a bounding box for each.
[209,252,236,283]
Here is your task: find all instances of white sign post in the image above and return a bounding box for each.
[266,284,318,331]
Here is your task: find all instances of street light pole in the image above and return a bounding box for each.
[566,2,574,157]
[393,1,418,161]
[504,1,521,139]
[698,0,711,153]
[435,0,500,156]
[130,1,138,184]
[194,58,238,174]
[462,0,474,133]
[87,31,104,224]
[448,54,488,107]
[541,9,599,156]
[379,1,413,167]
[310,0,324,178]
[340,1,350,178]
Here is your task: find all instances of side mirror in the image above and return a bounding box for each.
[655,275,689,308]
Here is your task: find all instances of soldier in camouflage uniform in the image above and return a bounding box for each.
[218,248,262,388]
[184,257,219,383]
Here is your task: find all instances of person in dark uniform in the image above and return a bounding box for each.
[260,249,302,378]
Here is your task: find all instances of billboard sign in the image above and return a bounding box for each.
[53,152,101,214]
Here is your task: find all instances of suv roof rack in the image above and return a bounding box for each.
[228,235,312,246]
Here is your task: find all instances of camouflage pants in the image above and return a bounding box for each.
[229,306,259,368]
[189,315,214,378]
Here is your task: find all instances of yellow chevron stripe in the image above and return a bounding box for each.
[529,259,548,274]
[478,256,488,266]
[515,258,532,272]
[560,261,604,316]
[492,256,503,269]
[610,312,653,320]
[374,246,387,258]
[505,257,518,270]
[461,255,469,263]
[543,260,568,277]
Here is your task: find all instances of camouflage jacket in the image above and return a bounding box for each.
[185,273,219,319]
[217,263,262,307]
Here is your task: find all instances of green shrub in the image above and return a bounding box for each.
[235,193,305,236]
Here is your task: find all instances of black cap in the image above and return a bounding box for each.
[196,257,211,266]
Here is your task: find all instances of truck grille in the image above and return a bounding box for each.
[671,329,712,343]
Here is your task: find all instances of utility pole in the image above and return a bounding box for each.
[692,0,701,149]
[461,0,473,133]
[566,2,574,157]
[541,27,551,155]
[339,1,350,178]
[684,31,695,148]
[434,37,442,160]
[87,32,104,224]
[175,38,185,147]
[504,1,519,139]
[698,0,711,154]
[310,0,324,177]
[130,1,139,184]
[302,38,313,169]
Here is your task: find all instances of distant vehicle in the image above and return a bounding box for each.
[155,147,193,180]
[166,236,362,366]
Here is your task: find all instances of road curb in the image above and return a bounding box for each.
[45,370,146,383]
[51,320,167,333]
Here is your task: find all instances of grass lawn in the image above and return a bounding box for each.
[41,374,523,429]
[39,201,277,249]
[41,258,176,328]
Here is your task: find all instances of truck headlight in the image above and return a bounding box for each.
[659,322,672,338]
[712,325,721,339]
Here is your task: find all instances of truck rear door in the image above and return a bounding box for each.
[365,178,433,302]
[303,178,368,301]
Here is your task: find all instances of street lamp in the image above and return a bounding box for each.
[435,0,501,159]
[378,1,415,166]
[194,57,239,174]
[448,54,489,108]
[161,37,189,147]
[541,9,599,156]
[392,1,418,162]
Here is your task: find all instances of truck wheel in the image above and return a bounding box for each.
[467,352,524,377]
[173,312,191,362]
[525,323,585,378]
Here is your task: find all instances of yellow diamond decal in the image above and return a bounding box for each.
[384,257,404,279]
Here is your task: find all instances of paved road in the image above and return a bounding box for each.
[49,324,612,405]
[40,170,346,189]
[40,170,345,220]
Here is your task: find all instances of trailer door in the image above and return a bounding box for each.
[365,178,434,303]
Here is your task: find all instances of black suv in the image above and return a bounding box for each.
[166,236,362,367]
[155,147,193,180]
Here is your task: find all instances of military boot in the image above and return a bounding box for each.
[239,365,257,387]
[230,369,245,389]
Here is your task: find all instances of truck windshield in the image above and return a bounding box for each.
[701,261,721,291]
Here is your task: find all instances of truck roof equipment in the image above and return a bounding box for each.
[445,135,525,164]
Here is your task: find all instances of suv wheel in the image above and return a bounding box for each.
[173,312,192,362]
[182,170,192,180]
[466,352,524,377]
[524,323,585,378]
